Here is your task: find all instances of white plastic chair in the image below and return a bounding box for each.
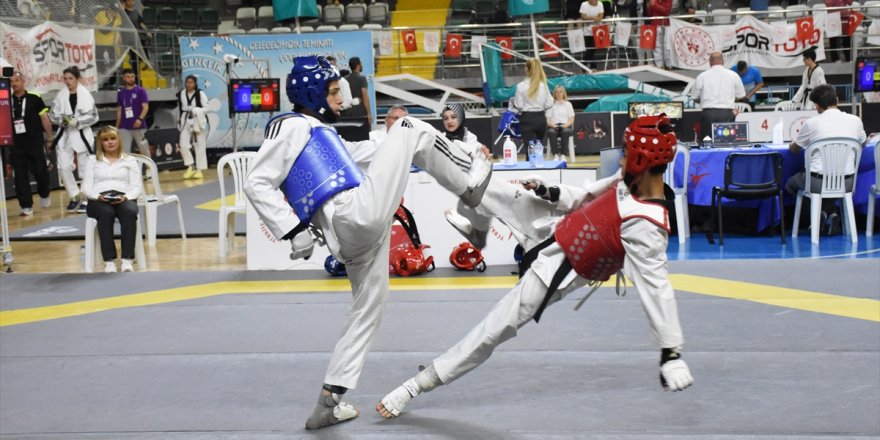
[774,100,802,112]
[767,6,785,21]
[131,154,187,246]
[338,24,360,31]
[734,102,752,114]
[83,216,146,272]
[712,8,734,24]
[863,0,880,18]
[785,4,809,19]
[867,145,878,237]
[792,138,862,244]
[664,144,691,244]
[218,151,256,257]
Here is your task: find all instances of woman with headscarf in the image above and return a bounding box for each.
[49,65,98,213]
[441,104,560,254]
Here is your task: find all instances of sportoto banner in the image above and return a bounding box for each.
[667,16,825,70]
[180,31,375,149]
[0,22,97,93]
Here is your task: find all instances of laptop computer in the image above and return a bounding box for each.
[711,122,749,147]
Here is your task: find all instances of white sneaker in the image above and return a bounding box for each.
[20,208,34,216]
[553,154,561,161]
[120,259,134,272]
[104,261,117,273]
[40,197,51,208]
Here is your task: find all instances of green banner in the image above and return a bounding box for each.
[508,0,549,16]
[273,0,319,21]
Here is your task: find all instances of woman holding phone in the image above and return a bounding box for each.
[81,126,144,273]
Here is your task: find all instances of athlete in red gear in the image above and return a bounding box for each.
[376,114,694,420]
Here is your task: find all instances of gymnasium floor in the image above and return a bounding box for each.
[1,168,879,439]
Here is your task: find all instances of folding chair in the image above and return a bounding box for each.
[710,152,786,245]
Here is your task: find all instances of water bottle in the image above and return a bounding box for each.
[772,119,784,145]
[527,141,537,167]
[503,136,517,166]
[534,140,545,168]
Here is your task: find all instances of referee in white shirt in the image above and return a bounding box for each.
[690,52,746,139]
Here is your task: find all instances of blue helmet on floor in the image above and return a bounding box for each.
[286,56,341,119]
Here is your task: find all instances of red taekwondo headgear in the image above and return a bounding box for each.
[622,114,677,175]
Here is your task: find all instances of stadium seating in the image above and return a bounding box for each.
[323,4,345,27]
[257,6,275,29]
[367,2,390,25]
[346,3,367,26]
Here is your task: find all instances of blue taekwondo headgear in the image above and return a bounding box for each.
[287,56,341,120]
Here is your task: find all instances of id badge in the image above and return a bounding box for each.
[125,107,134,119]
[14,119,26,134]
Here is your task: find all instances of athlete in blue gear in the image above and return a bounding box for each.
[244,56,492,430]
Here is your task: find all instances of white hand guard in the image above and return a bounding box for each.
[289,230,316,260]
[521,175,546,189]
[660,359,694,391]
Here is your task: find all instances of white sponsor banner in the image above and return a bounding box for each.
[0,22,97,93]
[667,16,825,70]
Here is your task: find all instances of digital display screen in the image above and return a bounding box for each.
[0,78,12,146]
[712,122,749,146]
[229,78,281,114]
[855,57,880,93]
[628,101,683,119]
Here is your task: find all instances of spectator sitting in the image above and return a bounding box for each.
[785,84,865,235]
[81,126,144,273]
[545,85,575,162]
[369,105,407,145]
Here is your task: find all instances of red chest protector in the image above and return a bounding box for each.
[554,181,669,282]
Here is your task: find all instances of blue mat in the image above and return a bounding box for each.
[10,181,247,241]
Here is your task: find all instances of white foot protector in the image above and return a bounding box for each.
[378,378,420,418]
[305,392,360,430]
[460,153,493,208]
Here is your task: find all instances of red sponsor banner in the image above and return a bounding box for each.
[640,24,657,49]
[445,33,463,58]
[593,25,611,48]
[844,11,864,36]
[495,36,513,59]
[795,16,814,42]
[402,29,418,53]
[543,33,560,57]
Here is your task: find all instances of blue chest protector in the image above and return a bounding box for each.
[266,113,364,227]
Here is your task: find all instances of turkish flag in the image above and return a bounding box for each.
[402,29,418,53]
[795,16,814,42]
[543,33,560,58]
[593,25,611,49]
[640,24,657,50]
[844,11,864,36]
[445,33,463,58]
[495,36,513,59]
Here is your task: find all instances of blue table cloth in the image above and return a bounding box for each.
[674,143,876,231]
